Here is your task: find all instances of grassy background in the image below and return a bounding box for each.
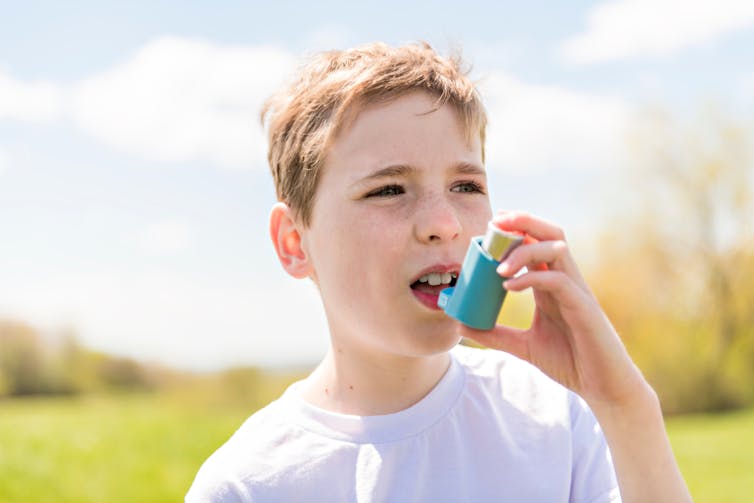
[0,394,248,503]
[1,394,752,502]
[667,407,754,502]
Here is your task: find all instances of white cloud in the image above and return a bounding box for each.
[560,0,754,64]
[70,36,297,170]
[0,270,328,371]
[0,69,63,123]
[479,73,633,174]
[135,219,195,255]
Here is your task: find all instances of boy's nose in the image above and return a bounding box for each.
[414,196,462,244]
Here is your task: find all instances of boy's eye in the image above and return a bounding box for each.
[451,181,485,194]
[366,184,405,198]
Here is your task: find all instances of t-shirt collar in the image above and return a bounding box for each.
[283,351,466,444]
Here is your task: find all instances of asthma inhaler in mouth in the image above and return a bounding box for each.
[438,221,523,330]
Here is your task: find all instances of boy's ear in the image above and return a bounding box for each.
[269,202,311,279]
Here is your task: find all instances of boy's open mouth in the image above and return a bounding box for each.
[410,272,458,290]
[410,272,458,310]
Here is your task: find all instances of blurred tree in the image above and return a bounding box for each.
[0,320,47,396]
[97,355,152,390]
[0,319,156,396]
[591,105,754,413]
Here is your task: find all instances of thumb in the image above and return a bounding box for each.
[459,324,530,362]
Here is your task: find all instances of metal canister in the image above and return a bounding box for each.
[481,221,523,262]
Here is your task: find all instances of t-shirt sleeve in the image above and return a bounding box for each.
[568,394,622,503]
[185,467,249,503]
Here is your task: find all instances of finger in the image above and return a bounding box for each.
[492,211,565,243]
[497,240,581,281]
[521,233,548,271]
[459,324,531,363]
[503,270,586,310]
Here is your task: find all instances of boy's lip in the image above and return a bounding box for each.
[412,289,445,310]
[409,263,462,285]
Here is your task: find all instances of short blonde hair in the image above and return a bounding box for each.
[261,41,487,226]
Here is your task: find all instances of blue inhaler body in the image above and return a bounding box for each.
[438,222,523,330]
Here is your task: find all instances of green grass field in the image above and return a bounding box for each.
[1,394,752,502]
[0,394,249,503]
[667,407,754,502]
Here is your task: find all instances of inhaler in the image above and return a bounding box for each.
[437,221,523,330]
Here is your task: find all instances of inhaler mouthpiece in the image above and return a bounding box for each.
[437,222,523,330]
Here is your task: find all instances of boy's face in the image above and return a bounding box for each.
[300,91,492,359]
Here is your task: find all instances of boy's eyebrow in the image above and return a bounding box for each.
[357,164,416,183]
[348,164,414,190]
[353,162,485,186]
[452,162,486,177]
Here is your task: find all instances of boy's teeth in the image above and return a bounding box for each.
[418,272,455,286]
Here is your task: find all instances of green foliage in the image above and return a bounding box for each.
[0,320,160,397]
[0,321,77,396]
[588,108,754,414]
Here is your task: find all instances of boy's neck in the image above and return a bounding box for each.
[300,344,451,416]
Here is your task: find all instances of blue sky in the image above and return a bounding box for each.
[2,0,753,370]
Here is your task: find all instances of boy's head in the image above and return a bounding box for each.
[267,42,492,360]
[262,41,487,226]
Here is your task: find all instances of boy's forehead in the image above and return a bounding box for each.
[326,92,479,169]
[343,91,448,130]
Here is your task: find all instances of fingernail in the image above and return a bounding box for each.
[497,261,511,275]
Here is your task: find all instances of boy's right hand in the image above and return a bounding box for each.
[458,210,648,413]
[459,210,692,502]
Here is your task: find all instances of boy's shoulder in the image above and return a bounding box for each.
[451,343,580,424]
[452,343,564,394]
[186,385,310,502]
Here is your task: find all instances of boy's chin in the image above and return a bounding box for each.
[408,327,463,356]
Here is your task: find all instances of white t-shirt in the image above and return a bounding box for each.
[187,345,620,502]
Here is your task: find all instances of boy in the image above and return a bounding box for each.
[187,42,691,502]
